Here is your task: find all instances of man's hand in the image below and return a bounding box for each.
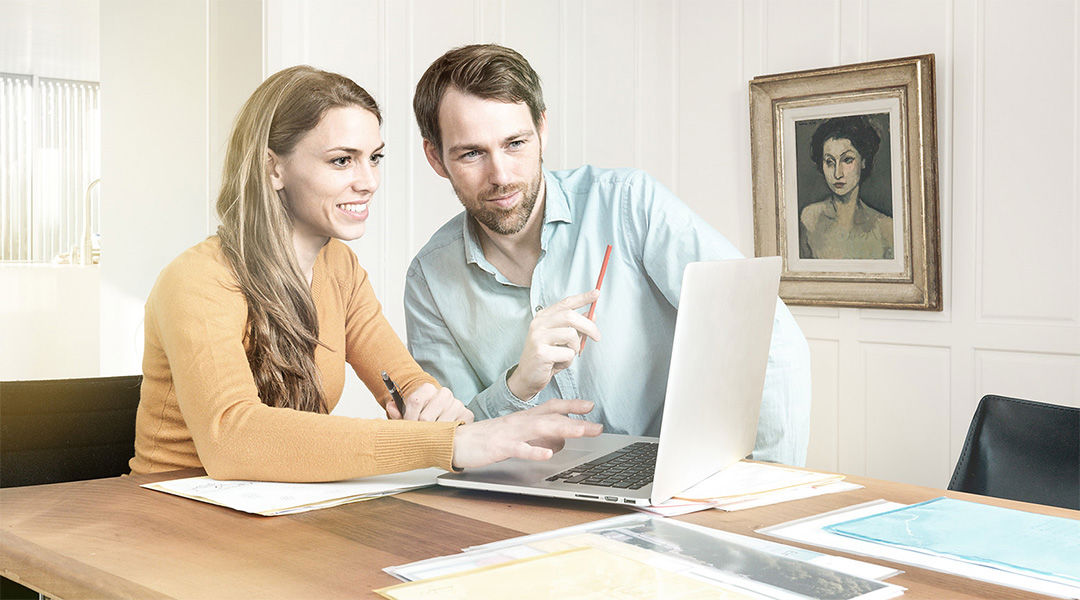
[507,289,601,401]
[385,383,475,423]
[451,399,603,469]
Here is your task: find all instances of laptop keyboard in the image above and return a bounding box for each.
[545,441,657,490]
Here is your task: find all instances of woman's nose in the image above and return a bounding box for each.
[352,163,377,192]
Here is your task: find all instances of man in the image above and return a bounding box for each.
[405,44,812,465]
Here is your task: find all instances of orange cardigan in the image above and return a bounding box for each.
[130,237,456,481]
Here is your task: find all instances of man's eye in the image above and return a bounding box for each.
[461,150,480,160]
[331,156,351,167]
[508,140,525,149]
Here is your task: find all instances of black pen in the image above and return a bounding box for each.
[381,371,406,416]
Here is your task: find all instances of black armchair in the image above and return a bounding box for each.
[948,394,1079,510]
[0,374,141,488]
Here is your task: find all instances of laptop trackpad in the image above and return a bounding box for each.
[451,449,593,485]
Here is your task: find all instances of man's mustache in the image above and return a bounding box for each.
[480,184,525,202]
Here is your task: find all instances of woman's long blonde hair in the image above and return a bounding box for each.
[216,65,381,412]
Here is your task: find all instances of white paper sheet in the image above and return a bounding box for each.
[633,480,863,516]
[142,468,442,516]
[675,461,845,501]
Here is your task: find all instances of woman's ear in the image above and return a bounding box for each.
[267,150,286,191]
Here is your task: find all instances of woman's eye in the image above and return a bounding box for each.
[842,156,855,164]
[331,156,351,167]
[370,153,384,166]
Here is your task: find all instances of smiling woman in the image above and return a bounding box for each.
[129,65,601,482]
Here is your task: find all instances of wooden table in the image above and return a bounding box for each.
[2,468,1077,599]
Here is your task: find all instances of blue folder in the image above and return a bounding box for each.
[825,497,1080,584]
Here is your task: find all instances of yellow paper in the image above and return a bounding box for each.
[376,545,760,600]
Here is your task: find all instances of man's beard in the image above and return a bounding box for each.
[457,164,543,236]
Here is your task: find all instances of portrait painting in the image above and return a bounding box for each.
[750,55,941,310]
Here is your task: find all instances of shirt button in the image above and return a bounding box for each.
[535,305,543,313]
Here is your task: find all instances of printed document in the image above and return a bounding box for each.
[142,468,441,516]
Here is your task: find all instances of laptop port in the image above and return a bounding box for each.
[605,496,619,502]
[624,499,636,504]
[575,494,599,499]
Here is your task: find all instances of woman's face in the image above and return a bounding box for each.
[821,137,864,197]
[270,105,383,247]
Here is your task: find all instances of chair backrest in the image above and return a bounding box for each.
[948,394,1079,510]
[0,374,142,488]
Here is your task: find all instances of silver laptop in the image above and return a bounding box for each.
[437,257,782,506]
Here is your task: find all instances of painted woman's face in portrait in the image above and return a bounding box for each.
[821,137,864,197]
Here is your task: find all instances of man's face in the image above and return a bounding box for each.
[423,88,546,236]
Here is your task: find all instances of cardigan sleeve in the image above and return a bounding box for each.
[332,242,440,411]
[146,244,456,482]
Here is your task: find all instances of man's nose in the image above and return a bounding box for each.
[487,152,513,187]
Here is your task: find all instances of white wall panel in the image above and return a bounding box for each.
[678,0,745,248]
[409,0,479,253]
[501,2,566,168]
[99,1,212,375]
[865,0,951,62]
[636,0,677,188]
[805,338,839,472]
[975,349,1080,409]
[762,0,839,73]
[864,343,951,487]
[979,0,1079,322]
[582,0,637,170]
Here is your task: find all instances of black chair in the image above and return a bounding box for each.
[1,374,142,598]
[948,394,1080,510]
[0,374,141,488]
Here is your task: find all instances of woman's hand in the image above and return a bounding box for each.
[451,399,603,469]
[385,383,474,423]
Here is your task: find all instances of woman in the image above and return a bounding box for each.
[130,66,600,481]
[799,115,893,260]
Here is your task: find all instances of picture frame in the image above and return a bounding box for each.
[750,54,942,310]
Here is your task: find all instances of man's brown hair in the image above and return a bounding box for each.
[413,44,545,152]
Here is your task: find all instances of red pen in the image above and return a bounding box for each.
[579,244,612,354]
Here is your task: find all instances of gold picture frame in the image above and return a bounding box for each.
[750,54,941,310]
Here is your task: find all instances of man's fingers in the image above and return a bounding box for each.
[551,289,600,312]
[566,311,602,341]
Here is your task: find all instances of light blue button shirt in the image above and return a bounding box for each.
[405,166,811,465]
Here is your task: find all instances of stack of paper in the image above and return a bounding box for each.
[380,513,906,599]
[636,461,862,516]
[142,468,442,516]
[760,498,1080,599]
